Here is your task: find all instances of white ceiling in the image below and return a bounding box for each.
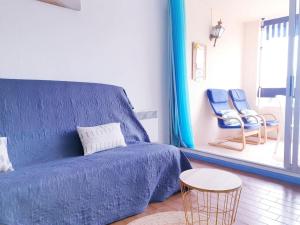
[202,0,289,22]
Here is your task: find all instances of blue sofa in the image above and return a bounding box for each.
[0,79,191,225]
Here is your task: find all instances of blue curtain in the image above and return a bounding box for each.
[168,0,195,148]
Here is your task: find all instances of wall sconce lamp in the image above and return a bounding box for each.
[209,20,225,47]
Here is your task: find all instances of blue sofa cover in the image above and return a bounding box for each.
[0,79,191,225]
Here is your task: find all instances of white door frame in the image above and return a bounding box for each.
[284,0,300,172]
[292,0,300,172]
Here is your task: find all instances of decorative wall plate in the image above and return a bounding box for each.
[39,0,81,11]
[192,42,207,81]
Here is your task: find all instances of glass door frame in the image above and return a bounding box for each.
[284,0,300,172]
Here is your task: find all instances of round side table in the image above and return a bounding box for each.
[179,168,242,225]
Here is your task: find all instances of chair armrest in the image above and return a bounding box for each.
[240,114,261,124]
[255,114,266,125]
[259,113,277,121]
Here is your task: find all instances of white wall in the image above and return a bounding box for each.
[0,0,169,143]
[241,21,261,109]
[186,0,244,147]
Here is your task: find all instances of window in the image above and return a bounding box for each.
[260,36,288,89]
[259,16,299,99]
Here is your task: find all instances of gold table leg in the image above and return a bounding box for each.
[181,182,242,225]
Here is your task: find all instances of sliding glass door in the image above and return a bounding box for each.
[284,0,300,172]
[291,0,300,171]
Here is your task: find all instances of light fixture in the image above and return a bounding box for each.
[209,20,225,47]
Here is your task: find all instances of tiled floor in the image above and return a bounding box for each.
[112,160,300,225]
[198,140,284,168]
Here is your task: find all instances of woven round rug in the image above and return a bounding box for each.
[127,211,187,225]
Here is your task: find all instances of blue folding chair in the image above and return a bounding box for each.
[207,89,261,151]
[229,89,279,143]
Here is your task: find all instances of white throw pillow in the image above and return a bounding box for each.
[77,123,126,155]
[0,137,14,172]
[220,110,241,126]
